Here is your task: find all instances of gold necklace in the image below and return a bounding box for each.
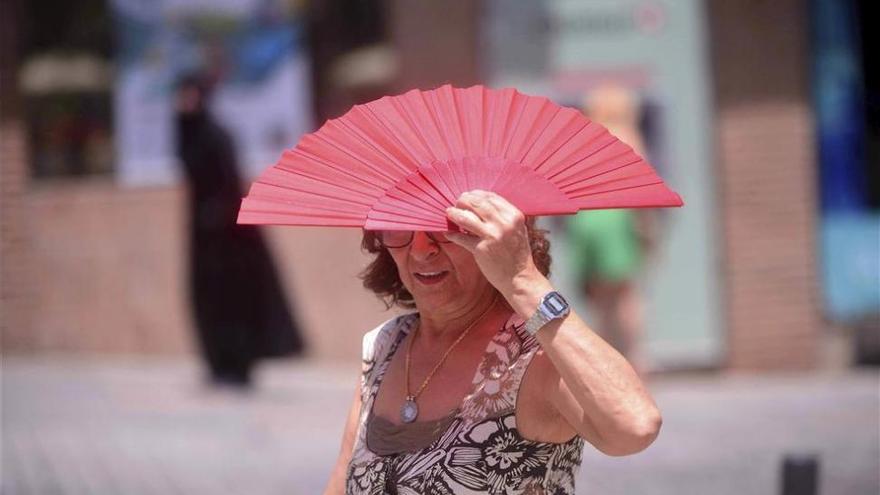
[401,293,499,424]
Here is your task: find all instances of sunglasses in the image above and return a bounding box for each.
[378,231,452,249]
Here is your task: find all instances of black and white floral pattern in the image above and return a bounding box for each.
[345,314,585,494]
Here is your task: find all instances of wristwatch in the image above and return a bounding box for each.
[523,291,571,335]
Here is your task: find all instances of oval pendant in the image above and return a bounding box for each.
[400,398,419,423]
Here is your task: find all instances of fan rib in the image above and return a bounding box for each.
[412,165,456,205]
[241,199,366,219]
[531,117,591,173]
[571,181,674,204]
[281,151,387,195]
[501,92,529,159]
[238,213,364,227]
[433,86,466,160]
[392,95,443,165]
[334,112,416,177]
[434,142,466,196]
[423,90,456,159]
[400,176,451,211]
[539,122,613,179]
[344,104,418,176]
[263,163,378,202]
[346,102,426,172]
[417,170,459,208]
[368,205,443,225]
[292,136,397,186]
[411,90,453,160]
[513,104,562,167]
[250,182,373,209]
[565,170,659,197]
[308,119,405,181]
[556,153,642,191]
[385,183,447,214]
[546,134,620,182]
[372,194,444,220]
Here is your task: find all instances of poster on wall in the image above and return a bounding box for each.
[111,0,311,186]
[484,0,720,370]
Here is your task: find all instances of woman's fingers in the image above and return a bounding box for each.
[452,191,525,236]
[446,206,491,237]
[456,190,503,223]
[444,231,481,252]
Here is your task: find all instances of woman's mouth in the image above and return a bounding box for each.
[413,270,449,285]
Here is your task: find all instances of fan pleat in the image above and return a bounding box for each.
[432,86,467,159]
[278,151,386,195]
[554,144,641,189]
[373,193,445,220]
[500,93,529,159]
[397,175,450,212]
[249,181,373,211]
[239,211,364,226]
[433,154,466,199]
[277,156,384,199]
[313,119,402,177]
[508,98,558,164]
[254,167,375,202]
[240,198,366,220]
[238,84,683,230]
[368,97,434,167]
[403,90,452,161]
[573,183,681,208]
[295,132,398,187]
[342,107,419,176]
[542,126,617,181]
[369,202,443,224]
[525,109,589,171]
[481,158,524,194]
[566,169,659,197]
[409,165,455,205]
[461,86,485,158]
[489,89,519,157]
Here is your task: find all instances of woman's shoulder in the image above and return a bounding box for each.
[361,312,418,364]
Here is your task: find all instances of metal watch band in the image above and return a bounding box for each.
[524,309,552,335]
[523,291,570,336]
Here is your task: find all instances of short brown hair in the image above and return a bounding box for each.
[359,218,552,309]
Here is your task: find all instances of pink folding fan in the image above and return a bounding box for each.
[237,84,683,231]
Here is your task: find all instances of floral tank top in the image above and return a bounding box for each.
[345,312,585,494]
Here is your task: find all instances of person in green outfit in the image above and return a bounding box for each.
[567,85,658,373]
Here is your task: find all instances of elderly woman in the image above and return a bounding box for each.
[322,190,662,494]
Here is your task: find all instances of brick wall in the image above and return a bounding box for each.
[0,0,33,352]
[709,0,823,369]
[2,179,391,359]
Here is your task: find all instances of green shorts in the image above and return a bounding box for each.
[566,209,642,283]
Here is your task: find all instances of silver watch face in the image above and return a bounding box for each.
[542,292,569,318]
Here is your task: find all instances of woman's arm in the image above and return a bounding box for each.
[512,289,661,456]
[323,381,362,495]
[446,190,662,456]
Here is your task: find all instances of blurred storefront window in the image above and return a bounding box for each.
[19,0,114,179]
[111,0,312,186]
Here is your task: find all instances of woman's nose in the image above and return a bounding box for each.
[409,231,440,259]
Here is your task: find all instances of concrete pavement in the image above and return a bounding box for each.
[2,356,878,494]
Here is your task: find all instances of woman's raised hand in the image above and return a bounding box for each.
[445,190,549,301]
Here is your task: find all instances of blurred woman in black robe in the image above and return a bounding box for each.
[175,74,305,388]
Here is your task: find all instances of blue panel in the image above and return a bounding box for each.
[821,213,880,321]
